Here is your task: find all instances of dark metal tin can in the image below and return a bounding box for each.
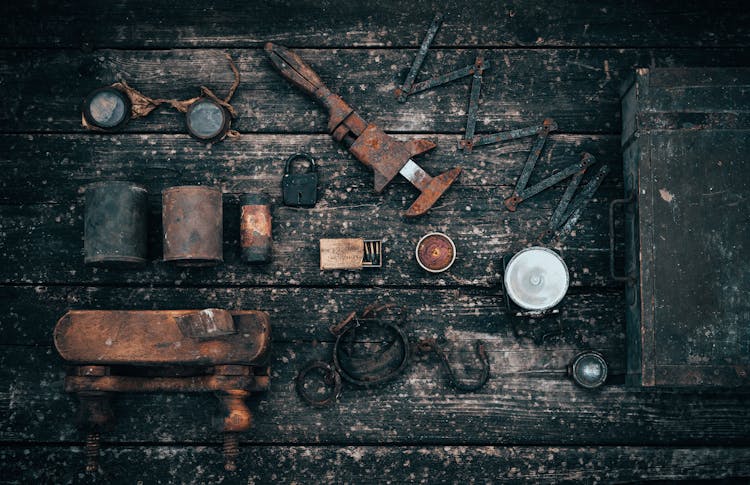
[84,181,149,267]
[240,194,272,263]
[162,186,223,266]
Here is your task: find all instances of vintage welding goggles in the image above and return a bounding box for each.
[81,54,238,143]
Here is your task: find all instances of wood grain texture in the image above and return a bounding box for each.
[3,0,749,49]
[3,48,750,134]
[2,288,748,447]
[1,0,749,481]
[0,286,622,345]
[2,445,750,484]
[622,68,750,388]
[0,134,621,205]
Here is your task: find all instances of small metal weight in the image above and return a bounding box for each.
[162,186,223,266]
[240,194,272,263]
[569,351,608,389]
[84,181,149,267]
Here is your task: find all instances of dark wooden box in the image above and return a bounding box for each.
[620,68,750,387]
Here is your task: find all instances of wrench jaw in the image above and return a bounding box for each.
[404,166,462,217]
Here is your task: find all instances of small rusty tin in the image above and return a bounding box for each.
[240,194,272,263]
[162,186,223,266]
[84,181,149,267]
[415,232,456,273]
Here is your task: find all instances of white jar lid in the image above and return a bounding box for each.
[504,246,569,311]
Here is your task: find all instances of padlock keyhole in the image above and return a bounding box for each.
[298,192,302,203]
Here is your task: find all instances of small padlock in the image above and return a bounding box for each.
[281,153,318,207]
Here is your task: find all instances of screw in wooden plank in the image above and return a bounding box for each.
[85,431,100,472]
[223,432,239,471]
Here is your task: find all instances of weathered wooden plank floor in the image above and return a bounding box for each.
[1,1,749,483]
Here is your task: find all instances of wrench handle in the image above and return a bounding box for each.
[265,42,330,104]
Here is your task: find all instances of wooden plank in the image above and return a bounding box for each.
[0,133,620,205]
[2,0,749,49]
[0,134,622,287]
[0,287,629,445]
[3,48,750,134]
[0,286,623,345]
[3,341,750,445]
[0,199,618,287]
[2,445,750,483]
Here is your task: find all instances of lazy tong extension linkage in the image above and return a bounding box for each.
[395,13,490,104]
[541,162,610,243]
[499,127,609,243]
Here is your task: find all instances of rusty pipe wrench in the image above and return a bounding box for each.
[265,42,462,217]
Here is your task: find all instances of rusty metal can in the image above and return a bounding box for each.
[84,181,149,267]
[162,186,223,266]
[240,194,272,263]
[415,232,456,273]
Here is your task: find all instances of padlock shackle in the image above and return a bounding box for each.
[284,152,317,174]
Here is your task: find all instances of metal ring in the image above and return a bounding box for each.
[332,317,410,388]
[295,360,342,407]
[185,97,231,142]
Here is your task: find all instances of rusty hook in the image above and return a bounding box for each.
[417,338,490,392]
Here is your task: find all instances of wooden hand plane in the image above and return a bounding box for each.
[54,309,271,472]
[265,42,461,216]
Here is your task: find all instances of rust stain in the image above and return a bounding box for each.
[659,188,675,202]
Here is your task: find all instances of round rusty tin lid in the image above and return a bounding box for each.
[415,232,456,273]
